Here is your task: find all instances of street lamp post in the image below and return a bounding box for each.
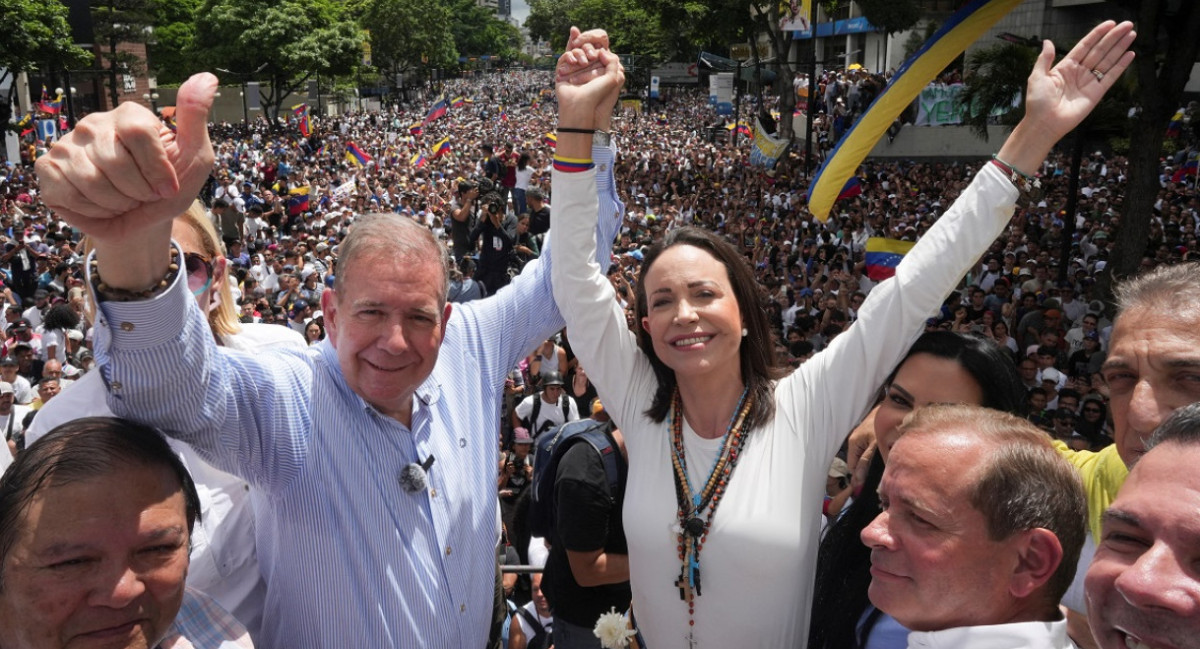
[56,86,78,129]
[142,91,159,114]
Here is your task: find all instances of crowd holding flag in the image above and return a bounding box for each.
[411,152,428,168]
[431,136,451,158]
[345,141,373,167]
[864,237,916,281]
[37,87,62,115]
[452,96,465,108]
[1172,151,1199,183]
[1167,108,1186,138]
[293,104,311,138]
[805,0,1022,221]
[286,186,311,216]
[423,96,449,124]
[409,123,423,136]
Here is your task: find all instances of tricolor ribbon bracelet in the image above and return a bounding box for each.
[553,155,594,173]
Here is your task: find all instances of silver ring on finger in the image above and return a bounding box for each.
[1090,68,1105,82]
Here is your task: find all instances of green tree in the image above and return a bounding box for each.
[91,0,155,109]
[1096,1,1200,301]
[955,42,1036,140]
[0,0,92,149]
[191,0,362,121]
[147,0,201,84]
[360,0,455,87]
[447,0,522,62]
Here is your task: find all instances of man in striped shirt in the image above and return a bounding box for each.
[35,71,622,649]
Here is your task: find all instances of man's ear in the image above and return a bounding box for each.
[1009,527,1064,599]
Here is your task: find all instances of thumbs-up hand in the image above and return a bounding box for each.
[36,73,218,244]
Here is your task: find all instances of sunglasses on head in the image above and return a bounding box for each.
[184,253,214,296]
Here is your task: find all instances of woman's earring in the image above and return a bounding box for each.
[742,328,749,337]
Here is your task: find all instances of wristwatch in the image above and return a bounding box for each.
[593,129,612,147]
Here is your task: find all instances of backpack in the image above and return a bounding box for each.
[528,418,622,540]
[524,393,571,437]
[515,606,552,649]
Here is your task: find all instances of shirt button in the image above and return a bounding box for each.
[430,488,438,498]
[599,163,608,172]
[110,381,122,392]
[120,322,135,332]
[445,546,452,556]
[460,604,466,613]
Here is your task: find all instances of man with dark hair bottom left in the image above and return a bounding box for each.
[0,417,253,649]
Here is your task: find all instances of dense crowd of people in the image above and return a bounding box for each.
[1,18,1199,649]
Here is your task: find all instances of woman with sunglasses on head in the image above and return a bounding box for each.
[549,21,1134,648]
[24,200,307,640]
[809,331,1025,649]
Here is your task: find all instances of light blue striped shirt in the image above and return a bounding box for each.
[91,144,623,649]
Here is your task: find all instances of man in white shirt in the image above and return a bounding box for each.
[0,381,32,460]
[512,372,580,438]
[863,405,1086,648]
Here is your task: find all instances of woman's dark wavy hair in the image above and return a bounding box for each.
[806,331,1025,649]
[41,303,80,332]
[633,227,786,430]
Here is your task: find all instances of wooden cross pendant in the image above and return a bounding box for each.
[676,569,693,602]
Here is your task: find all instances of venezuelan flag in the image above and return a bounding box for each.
[1167,109,1185,138]
[345,141,373,167]
[424,97,448,124]
[38,87,62,115]
[452,96,465,108]
[293,104,311,138]
[409,123,423,136]
[542,132,557,148]
[865,237,916,281]
[1172,153,1198,182]
[805,0,1022,221]
[411,152,428,168]
[837,176,863,201]
[287,186,311,216]
[431,136,451,158]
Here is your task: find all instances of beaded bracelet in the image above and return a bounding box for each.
[556,127,596,135]
[90,245,182,302]
[991,154,1042,193]
[553,155,594,173]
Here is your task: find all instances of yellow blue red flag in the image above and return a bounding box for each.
[805,0,1022,221]
[865,237,916,281]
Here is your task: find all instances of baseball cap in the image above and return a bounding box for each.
[0,356,16,367]
[1041,368,1063,383]
[1054,407,1076,420]
[513,427,533,444]
[11,318,31,332]
[0,381,12,395]
[828,457,850,480]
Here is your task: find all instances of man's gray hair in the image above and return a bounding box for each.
[1147,401,1200,450]
[1115,262,1200,320]
[334,213,451,305]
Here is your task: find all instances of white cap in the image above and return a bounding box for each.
[0,381,14,395]
[1041,368,1062,384]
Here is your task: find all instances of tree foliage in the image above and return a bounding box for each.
[955,42,1035,140]
[0,0,91,144]
[361,0,455,81]
[855,0,921,35]
[147,0,201,84]
[447,0,522,60]
[91,0,156,108]
[191,0,362,121]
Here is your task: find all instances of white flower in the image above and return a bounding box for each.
[593,606,636,649]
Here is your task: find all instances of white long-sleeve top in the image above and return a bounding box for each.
[549,163,1017,648]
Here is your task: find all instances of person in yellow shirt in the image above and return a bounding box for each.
[1059,261,1200,647]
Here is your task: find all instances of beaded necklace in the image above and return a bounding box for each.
[668,386,754,643]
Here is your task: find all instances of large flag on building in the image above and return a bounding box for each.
[805,0,1022,221]
[865,237,916,281]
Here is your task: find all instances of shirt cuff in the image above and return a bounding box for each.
[89,244,194,351]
